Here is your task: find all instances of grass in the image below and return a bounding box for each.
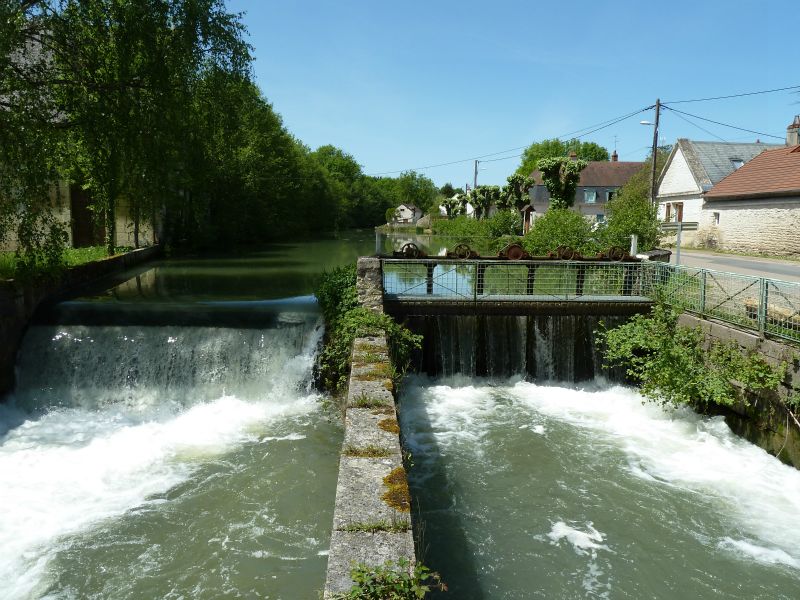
[349,393,390,409]
[340,520,411,533]
[343,444,392,458]
[0,245,133,279]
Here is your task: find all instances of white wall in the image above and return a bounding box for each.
[701,198,800,257]
[657,147,703,222]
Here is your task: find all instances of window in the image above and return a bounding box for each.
[713,212,720,225]
[607,190,615,202]
[596,213,606,222]
[665,203,672,222]
[674,202,684,222]
[730,158,744,170]
[584,190,597,204]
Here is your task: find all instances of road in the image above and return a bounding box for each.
[671,249,800,283]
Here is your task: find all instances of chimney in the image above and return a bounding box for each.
[568,151,578,161]
[611,150,618,162]
[788,115,800,146]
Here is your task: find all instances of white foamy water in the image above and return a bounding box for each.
[401,376,800,596]
[0,320,324,600]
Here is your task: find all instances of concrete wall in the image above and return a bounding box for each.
[699,197,800,257]
[324,257,416,597]
[679,313,800,467]
[0,245,162,396]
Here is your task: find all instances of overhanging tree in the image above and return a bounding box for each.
[536,157,587,209]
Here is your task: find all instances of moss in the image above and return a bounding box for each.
[339,520,410,533]
[381,467,411,513]
[349,394,389,409]
[356,351,386,364]
[343,444,392,458]
[370,406,395,416]
[378,418,400,435]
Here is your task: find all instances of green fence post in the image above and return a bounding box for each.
[700,269,707,315]
[758,277,767,334]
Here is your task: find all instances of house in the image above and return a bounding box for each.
[528,151,643,222]
[655,138,781,227]
[391,204,424,225]
[701,140,800,257]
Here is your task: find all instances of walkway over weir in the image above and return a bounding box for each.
[379,258,800,345]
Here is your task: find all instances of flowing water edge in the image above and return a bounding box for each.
[400,376,800,599]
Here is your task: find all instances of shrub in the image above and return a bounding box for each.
[598,303,787,409]
[315,266,422,392]
[522,208,599,255]
[600,192,660,252]
[331,558,446,599]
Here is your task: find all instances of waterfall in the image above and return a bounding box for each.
[411,314,627,382]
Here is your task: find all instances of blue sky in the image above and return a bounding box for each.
[227,0,798,187]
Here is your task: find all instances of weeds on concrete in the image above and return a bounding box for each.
[343,445,392,458]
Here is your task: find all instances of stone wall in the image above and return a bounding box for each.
[324,257,416,597]
[700,198,800,257]
[679,313,800,467]
[0,245,161,396]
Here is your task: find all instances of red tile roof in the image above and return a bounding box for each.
[530,160,643,188]
[705,145,800,200]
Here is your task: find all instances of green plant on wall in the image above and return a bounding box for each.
[598,303,789,411]
[330,558,446,599]
[536,157,587,209]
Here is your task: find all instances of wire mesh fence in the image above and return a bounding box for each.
[381,258,800,344]
[382,259,650,301]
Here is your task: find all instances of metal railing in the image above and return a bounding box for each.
[650,263,800,344]
[382,259,650,302]
[381,258,800,344]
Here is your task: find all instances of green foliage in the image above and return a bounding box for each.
[394,171,440,216]
[516,138,609,176]
[536,157,587,209]
[432,212,522,239]
[465,185,501,220]
[521,209,598,255]
[599,304,788,408]
[499,173,535,211]
[331,558,446,600]
[598,149,669,251]
[438,182,462,198]
[315,266,422,392]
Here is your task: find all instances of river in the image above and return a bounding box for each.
[2,230,799,599]
[0,232,374,600]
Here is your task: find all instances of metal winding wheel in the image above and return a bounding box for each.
[556,245,578,260]
[606,246,626,261]
[452,243,472,259]
[400,242,422,258]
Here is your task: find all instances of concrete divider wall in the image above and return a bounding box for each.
[324,257,416,597]
[0,245,161,395]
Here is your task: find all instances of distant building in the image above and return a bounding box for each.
[391,204,424,225]
[655,139,781,225]
[701,139,800,257]
[528,151,643,223]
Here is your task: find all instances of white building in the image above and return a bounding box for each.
[392,204,424,225]
[656,139,781,227]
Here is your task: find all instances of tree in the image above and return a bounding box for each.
[515,138,609,176]
[600,148,670,251]
[499,173,536,211]
[467,185,501,220]
[394,171,439,215]
[439,182,463,198]
[536,157,587,209]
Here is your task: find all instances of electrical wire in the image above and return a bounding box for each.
[661,106,784,140]
[667,109,727,142]
[663,84,800,105]
[367,105,653,176]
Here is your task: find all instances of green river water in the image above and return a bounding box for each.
[2,230,800,599]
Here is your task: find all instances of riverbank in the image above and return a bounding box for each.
[0,245,161,395]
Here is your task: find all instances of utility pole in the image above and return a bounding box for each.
[473,159,479,191]
[649,99,661,205]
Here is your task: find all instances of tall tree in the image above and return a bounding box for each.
[498,173,536,211]
[536,157,587,209]
[516,138,609,176]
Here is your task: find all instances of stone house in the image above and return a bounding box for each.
[391,204,424,225]
[655,138,781,227]
[528,151,643,223]
[701,142,800,257]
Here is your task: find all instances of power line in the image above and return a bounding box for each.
[667,109,727,142]
[661,106,784,140]
[367,105,653,176]
[663,84,800,105]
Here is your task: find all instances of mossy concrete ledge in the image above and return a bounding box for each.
[323,333,415,598]
[0,245,162,396]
